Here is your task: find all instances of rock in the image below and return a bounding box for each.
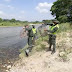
[6,70,9,72]
[3,64,7,67]
[59,52,66,57]
[7,65,11,69]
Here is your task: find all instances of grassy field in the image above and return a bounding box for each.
[0,21,42,27]
[0,22,27,27]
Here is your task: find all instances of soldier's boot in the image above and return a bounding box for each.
[25,49,29,57]
[51,44,56,54]
[29,45,33,52]
[51,50,55,54]
[47,44,52,51]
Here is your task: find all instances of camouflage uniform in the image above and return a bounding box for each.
[32,28,37,45]
[25,26,33,56]
[48,24,59,54]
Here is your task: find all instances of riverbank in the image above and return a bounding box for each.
[9,23,72,72]
[10,29,72,72]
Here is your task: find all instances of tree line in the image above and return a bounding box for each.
[0,18,43,24]
[0,18,28,23]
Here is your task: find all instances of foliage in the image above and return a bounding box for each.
[50,0,72,23]
[31,21,41,24]
[0,18,42,26]
[57,23,72,33]
[0,22,24,26]
[0,18,3,22]
[23,21,28,23]
[10,18,16,22]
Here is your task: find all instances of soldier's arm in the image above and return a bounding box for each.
[46,23,53,26]
[25,26,32,31]
[48,27,58,33]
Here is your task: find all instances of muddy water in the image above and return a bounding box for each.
[0,27,27,58]
[0,27,28,72]
[0,25,41,72]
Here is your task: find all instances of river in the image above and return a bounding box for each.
[0,25,42,72]
[0,25,41,61]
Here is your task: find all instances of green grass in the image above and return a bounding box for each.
[0,21,42,27]
[0,22,26,27]
[57,23,72,33]
[19,36,48,58]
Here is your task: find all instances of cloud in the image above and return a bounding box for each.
[0,4,4,9]
[0,4,15,10]
[35,2,53,13]
[4,0,11,2]
[0,11,7,19]
[0,11,5,15]
[0,11,24,21]
[20,11,25,14]
[7,5,15,9]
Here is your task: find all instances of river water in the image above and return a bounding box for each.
[0,25,41,61]
[0,25,42,72]
[0,27,27,60]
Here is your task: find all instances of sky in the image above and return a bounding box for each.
[0,0,57,21]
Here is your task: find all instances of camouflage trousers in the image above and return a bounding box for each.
[25,36,33,56]
[48,34,56,52]
[28,36,33,46]
[32,34,36,45]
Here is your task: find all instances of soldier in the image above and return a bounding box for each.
[32,25,37,45]
[44,20,59,54]
[24,24,34,56]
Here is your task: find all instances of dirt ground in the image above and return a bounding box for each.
[10,30,72,72]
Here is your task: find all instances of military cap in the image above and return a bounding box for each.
[52,19,59,24]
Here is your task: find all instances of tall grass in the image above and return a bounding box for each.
[57,23,72,33]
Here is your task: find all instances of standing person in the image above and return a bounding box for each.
[44,20,59,54]
[24,24,34,56]
[32,25,37,45]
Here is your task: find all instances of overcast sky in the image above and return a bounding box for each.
[0,0,57,21]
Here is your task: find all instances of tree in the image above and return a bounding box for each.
[31,21,40,24]
[10,18,16,22]
[23,21,28,23]
[3,19,10,22]
[50,0,72,23]
[0,18,3,22]
[67,5,72,22]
